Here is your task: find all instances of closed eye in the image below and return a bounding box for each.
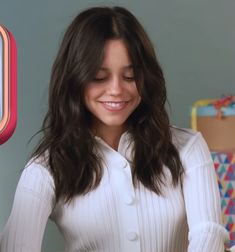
[124,76,135,82]
[93,77,107,82]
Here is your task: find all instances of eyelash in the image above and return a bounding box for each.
[124,77,135,82]
[93,78,106,82]
[93,77,135,83]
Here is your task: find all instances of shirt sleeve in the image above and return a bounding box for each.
[0,159,55,252]
[182,132,229,252]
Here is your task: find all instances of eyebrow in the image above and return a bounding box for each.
[98,65,134,71]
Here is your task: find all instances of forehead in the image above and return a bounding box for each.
[101,39,131,66]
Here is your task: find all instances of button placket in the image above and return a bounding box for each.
[126,231,138,241]
[115,159,140,251]
[121,162,136,206]
[122,160,128,169]
[124,194,135,205]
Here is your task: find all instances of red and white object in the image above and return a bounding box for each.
[0,24,17,144]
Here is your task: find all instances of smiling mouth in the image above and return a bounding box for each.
[100,101,128,111]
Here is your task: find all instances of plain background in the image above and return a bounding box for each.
[0,0,235,251]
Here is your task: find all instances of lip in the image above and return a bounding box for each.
[99,101,129,111]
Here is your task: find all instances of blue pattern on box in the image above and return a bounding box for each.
[211,152,235,247]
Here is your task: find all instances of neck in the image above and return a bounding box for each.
[93,124,126,151]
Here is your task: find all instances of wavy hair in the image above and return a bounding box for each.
[31,6,184,203]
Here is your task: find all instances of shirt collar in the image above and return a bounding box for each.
[94,131,133,161]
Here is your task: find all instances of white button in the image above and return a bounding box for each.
[124,195,135,205]
[126,231,138,241]
[122,161,128,169]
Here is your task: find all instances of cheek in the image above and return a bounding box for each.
[83,91,93,112]
[130,86,141,102]
[84,84,103,100]
[134,97,141,110]
[84,86,95,104]
[133,86,141,108]
[83,91,89,107]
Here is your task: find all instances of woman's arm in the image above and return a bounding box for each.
[182,132,229,252]
[0,160,55,252]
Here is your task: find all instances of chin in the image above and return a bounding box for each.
[103,121,126,127]
[101,118,128,127]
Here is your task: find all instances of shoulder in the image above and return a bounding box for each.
[170,126,212,168]
[19,154,55,195]
[171,126,200,152]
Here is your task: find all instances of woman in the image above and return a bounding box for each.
[0,6,229,252]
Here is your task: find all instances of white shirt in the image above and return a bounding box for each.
[0,127,229,251]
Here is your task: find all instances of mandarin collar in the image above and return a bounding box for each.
[94,131,133,161]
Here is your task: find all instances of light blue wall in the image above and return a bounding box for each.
[0,0,234,251]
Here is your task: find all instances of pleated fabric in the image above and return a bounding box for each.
[0,127,229,252]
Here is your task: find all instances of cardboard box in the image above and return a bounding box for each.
[191,97,235,152]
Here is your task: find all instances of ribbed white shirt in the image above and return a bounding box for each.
[0,127,229,251]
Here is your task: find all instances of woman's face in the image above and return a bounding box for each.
[84,39,141,132]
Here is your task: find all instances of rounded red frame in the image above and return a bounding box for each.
[0,25,17,145]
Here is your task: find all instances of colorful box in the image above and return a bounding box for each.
[211,152,235,247]
[191,96,235,152]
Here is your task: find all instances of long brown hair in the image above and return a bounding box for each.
[31,6,184,203]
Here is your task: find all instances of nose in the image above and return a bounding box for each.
[107,76,123,96]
